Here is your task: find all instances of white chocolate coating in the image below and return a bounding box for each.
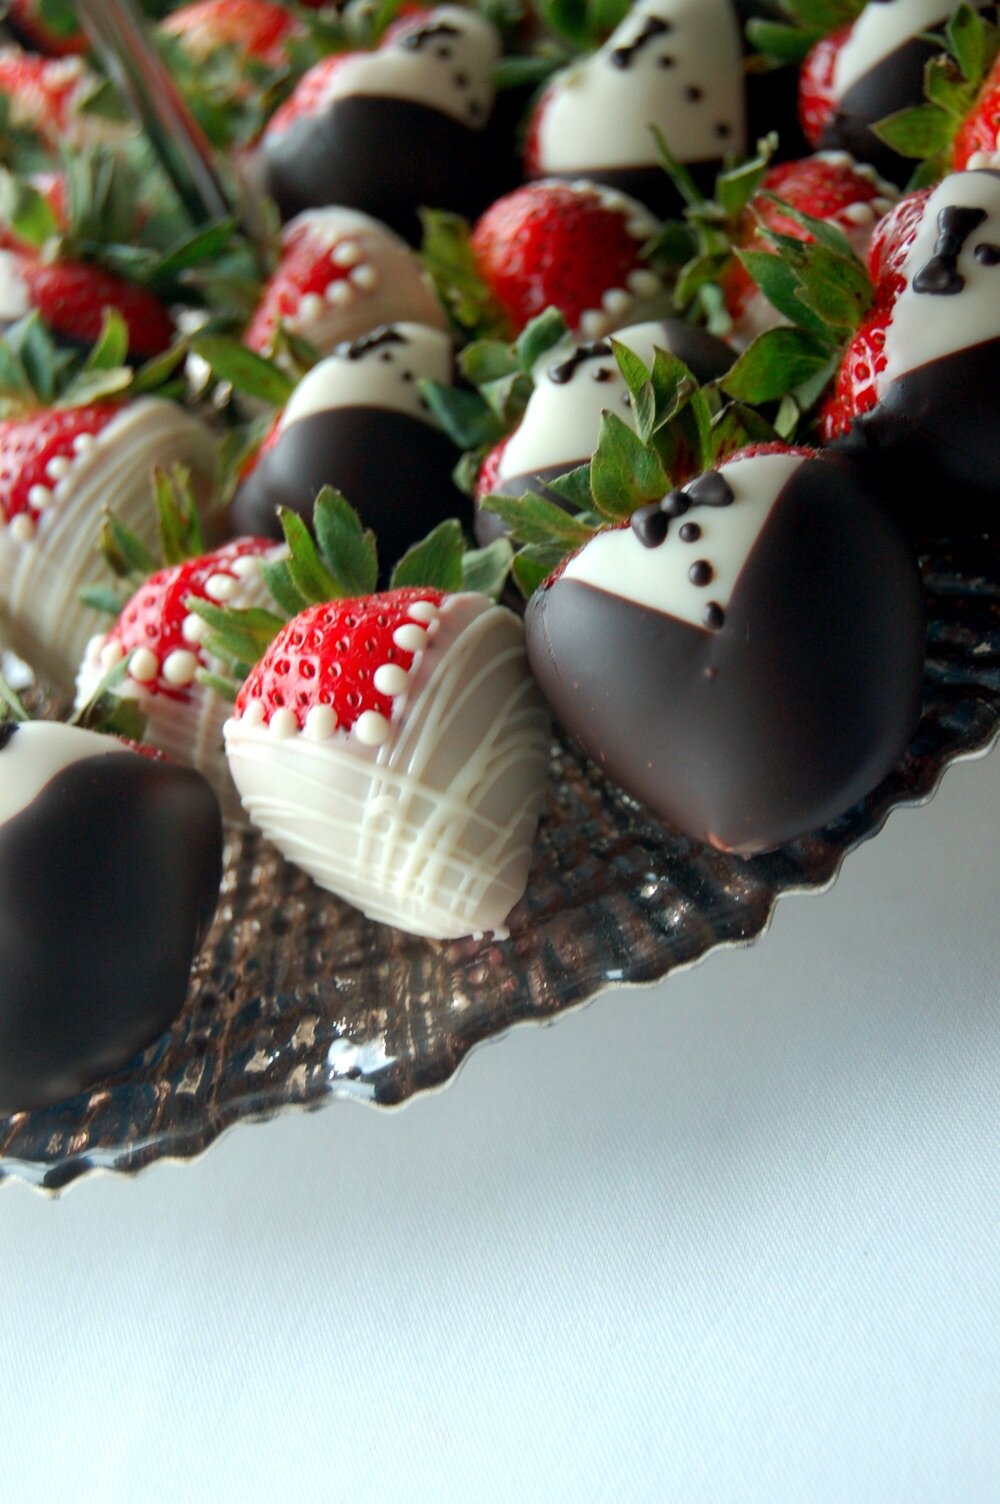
[279,322,453,429]
[533,0,746,173]
[881,170,1000,390]
[0,720,130,827]
[561,452,804,630]
[258,208,448,356]
[0,400,218,693]
[833,0,954,98]
[306,7,498,129]
[224,594,550,939]
[0,250,31,321]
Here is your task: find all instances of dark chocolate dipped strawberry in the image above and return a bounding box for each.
[474,318,734,546]
[0,719,222,1113]
[230,322,470,571]
[802,0,990,184]
[524,0,748,216]
[257,6,502,241]
[524,446,925,855]
[825,168,1000,534]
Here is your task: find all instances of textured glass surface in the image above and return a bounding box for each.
[2,539,998,1192]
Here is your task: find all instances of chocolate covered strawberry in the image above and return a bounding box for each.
[258,6,502,240]
[0,718,222,1112]
[525,446,924,854]
[76,537,277,823]
[0,325,218,691]
[245,206,447,359]
[224,587,549,939]
[470,180,667,339]
[525,0,747,215]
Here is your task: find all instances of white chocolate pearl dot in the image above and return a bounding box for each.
[269,707,298,739]
[373,663,409,695]
[304,703,336,740]
[205,572,237,602]
[332,240,361,267]
[627,269,662,298]
[626,217,652,240]
[27,484,53,511]
[354,709,391,746]
[407,600,439,623]
[326,280,354,305]
[73,432,96,454]
[872,196,895,216]
[841,201,874,225]
[242,698,265,728]
[392,623,426,652]
[129,647,158,683]
[9,514,35,541]
[99,639,125,670]
[579,310,609,339]
[182,612,208,645]
[162,648,199,687]
[231,555,262,578]
[46,456,71,481]
[298,293,325,323]
[602,287,631,315]
[350,265,377,290]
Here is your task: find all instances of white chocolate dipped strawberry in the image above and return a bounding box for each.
[224,587,550,939]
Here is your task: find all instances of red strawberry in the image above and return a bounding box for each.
[262,53,355,140]
[722,153,896,330]
[469,180,664,338]
[161,0,302,68]
[225,588,549,938]
[864,185,932,285]
[235,588,446,744]
[8,254,174,359]
[80,539,276,704]
[820,305,892,439]
[952,54,1000,170]
[0,47,102,147]
[244,207,445,358]
[798,24,852,149]
[0,403,119,538]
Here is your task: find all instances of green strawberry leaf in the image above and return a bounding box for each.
[312,486,379,598]
[278,506,341,604]
[418,208,508,340]
[420,379,506,450]
[461,536,514,598]
[153,465,205,567]
[720,326,834,403]
[79,583,128,616]
[734,248,834,343]
[0,170,59,249]
[100,508,159,582]
[187,601,287,677]
[189,334,295,406]
[745,19,821,65]
[872,104,955,159]
[515,308,570,372]
[591,410,668,519]
[260,556,308,619]
[479,490,596,548]
[512,545,564,599]
[0,670,31,723]
[390,518,466,592]
[546,463,596,514]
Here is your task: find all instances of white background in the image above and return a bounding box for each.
[1,749,998,1503]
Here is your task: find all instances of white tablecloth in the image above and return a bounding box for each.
[2,749,998,1503]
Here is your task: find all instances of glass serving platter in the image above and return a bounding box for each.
[1,536,998,1192]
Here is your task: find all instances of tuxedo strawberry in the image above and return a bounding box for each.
[800,0,982,184]
[0,395,218,692]
[224,589,549,939]
[470,180,667,340]
[258,6,502,241]
[826,168,1000,532]
[524,0,747,216]
[231,322,469,569]
[76,538,277,823]
[0,719,223,1113]
[475,318,734,545]
[525,446,924,855]
[244,206,447,360]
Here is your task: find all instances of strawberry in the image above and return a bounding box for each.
[260,53,354,141]
[0,47,109,150]
[11,255,175,358]
[469,180,665,339]
[244,207,446,359]
[819,301,892,438]
[722,153,895,337]
[798,24,851,148]
[160,0,302,67]
[952,52,1000,169]
[224,587,550,938]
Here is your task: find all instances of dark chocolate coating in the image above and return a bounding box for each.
[260,95,500,243]
[230,406,470,577]
[0,748,223,1113]
[834,336,1000,539]
[537,160,723,221]
[819,34,942,186]
[524,454,925,854]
